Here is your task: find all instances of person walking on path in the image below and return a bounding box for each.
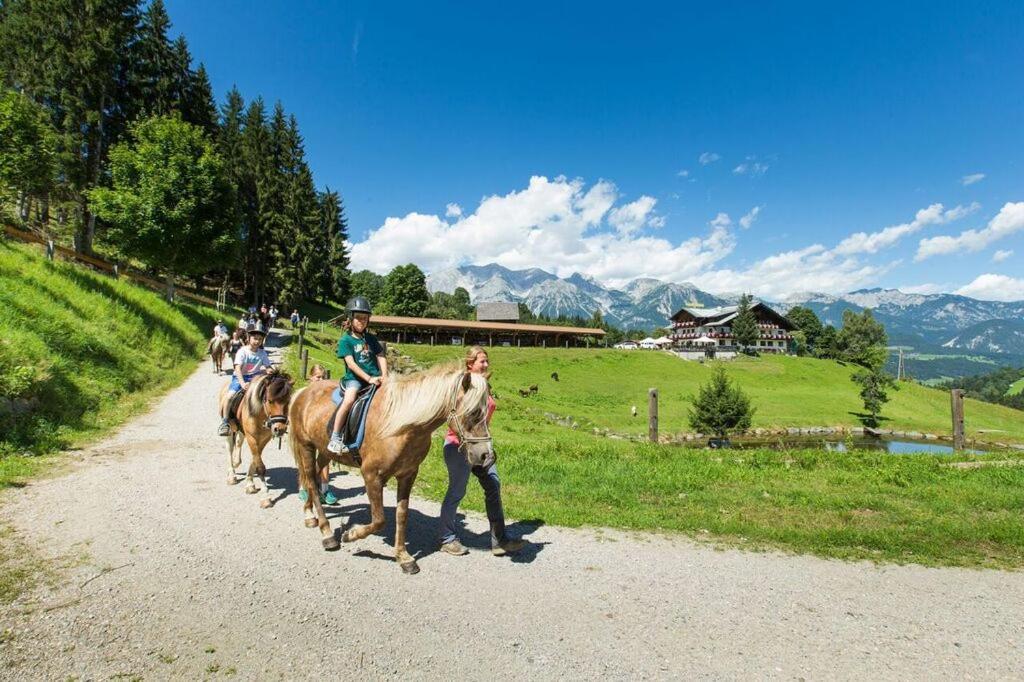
[437,346,526,557]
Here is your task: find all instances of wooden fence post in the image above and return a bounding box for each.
[301,348,309,379]
[648,388,659,443]
[951,389,965,451]
[324,368,331,380]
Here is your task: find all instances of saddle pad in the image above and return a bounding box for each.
[327,384,376,448]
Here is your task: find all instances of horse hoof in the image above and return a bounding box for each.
[341,530,355,543]
[226,476,238,485]
[322,535,340,551]
[304,518,318,528]
[244,485,258,495]
[260,499,274,509]
[400,560,420,575]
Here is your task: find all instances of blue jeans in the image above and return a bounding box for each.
[438,443,505,544]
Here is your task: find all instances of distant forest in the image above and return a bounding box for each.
[941,366,1024,411]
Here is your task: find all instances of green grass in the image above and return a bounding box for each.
[0,240,227,484]
[289,332,1024,568]
[1008,378,1024,396]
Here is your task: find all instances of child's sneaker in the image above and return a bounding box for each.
[327,433,345,453]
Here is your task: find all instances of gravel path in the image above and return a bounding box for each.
[2,330,1024,680]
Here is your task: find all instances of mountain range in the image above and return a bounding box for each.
[426,263,1024,379]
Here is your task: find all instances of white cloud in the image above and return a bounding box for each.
[916,202,1024,261]
[349,176,734,286]
[739,206,762,229]
[993,249,1013,263]
[835,202,978,256]
[677,169,690,178]
[733,156,769,176]
[608,195,658,236]
[445,203,463,218]
[900,283,948,295]
[955,274,1024,302]
[709,212,732,229]
[961,173,985,186]
[698,152,720,165]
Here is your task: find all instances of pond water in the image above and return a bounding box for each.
[719,437,990,455]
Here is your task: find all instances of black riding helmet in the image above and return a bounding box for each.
[347,296,373,315]
[246,322,266,337]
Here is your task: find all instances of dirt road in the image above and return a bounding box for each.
[2,331,1023,680]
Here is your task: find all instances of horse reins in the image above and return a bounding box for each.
[260,377,289,432]
[446,372,492,450]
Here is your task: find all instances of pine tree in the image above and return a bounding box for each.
[133,0,178,117]
[240,97,270,302]
[185,64,219,137]
[688,365,755,438]
[732,293,760,353]
[319,188,351,304]
[0,0,139,252]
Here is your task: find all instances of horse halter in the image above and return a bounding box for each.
[260,377,289,430]
[446,372,492,450]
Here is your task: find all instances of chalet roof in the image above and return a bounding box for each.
[327,313,604,336]
[671,301,795,330]
[476,301,520,321]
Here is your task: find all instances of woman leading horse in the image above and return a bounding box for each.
[289,362,494,574]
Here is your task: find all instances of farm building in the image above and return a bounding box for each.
[670,302,795,357]
[328,313,605,347]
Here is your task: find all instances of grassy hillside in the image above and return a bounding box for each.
[1008,378,1024,396]
[294,335,1024,443]
[0,240,224,482]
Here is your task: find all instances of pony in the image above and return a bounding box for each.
[288,364,493,574]
[218,368,294,508]
[207,334,231,373]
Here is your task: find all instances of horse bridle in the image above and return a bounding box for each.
[446,372,492,451]
[259,377,289,431]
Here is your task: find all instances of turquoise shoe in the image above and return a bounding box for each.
[298,488,309,503]
[321,489,339,505]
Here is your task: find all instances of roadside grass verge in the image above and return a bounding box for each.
[287,333,1024,568]
[0,240,227,487]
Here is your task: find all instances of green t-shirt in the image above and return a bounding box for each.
[337,331,383,383]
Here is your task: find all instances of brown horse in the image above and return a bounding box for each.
[288,364,493,574]
[207,334,231,373]
[218,369,294,508]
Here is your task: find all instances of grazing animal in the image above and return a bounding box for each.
[529,384,538,394]
[218,368,293,508]
[288,365,493,574]
[207,335,231,373]
[631,405,637,417]
[550,372,559,382]
[518,388,530,397]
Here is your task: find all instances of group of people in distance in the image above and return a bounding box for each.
[215,296,525,557]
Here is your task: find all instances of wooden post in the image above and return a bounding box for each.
[648,388,659,443]
[301,348,309,379]
[46,240,55,261]
[112,264,119,278]
[325,368,331,380]
[951,389,965,451]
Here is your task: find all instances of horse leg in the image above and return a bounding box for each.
[226,432,240,485]
[393,473,420,574]
[251,436,274,509]
[342,470,385,544]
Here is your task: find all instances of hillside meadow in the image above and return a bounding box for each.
[0,240,225,485]
[288,329,1024,568]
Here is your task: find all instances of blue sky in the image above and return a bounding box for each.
[166,1,1024,300]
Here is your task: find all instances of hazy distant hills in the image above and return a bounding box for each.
[427,264,1024,380]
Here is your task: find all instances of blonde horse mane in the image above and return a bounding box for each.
[377,363,489,437]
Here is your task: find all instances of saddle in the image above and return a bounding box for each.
[227,388,248,431]
[326,384,377,461]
